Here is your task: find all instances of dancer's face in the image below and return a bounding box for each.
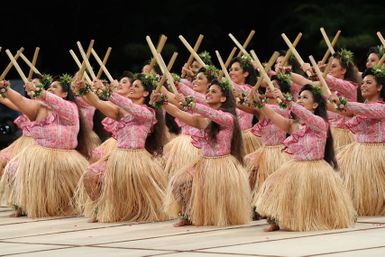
[127,79,148,100]
[297,90,318,112]
[361,75,382,100]
[192,72,209,94]
[229,62,248,84]
[48,81,68,99]
[117,77,132,97]
[366,53,380,69]
[328,58,346,79]
[206,84,226,106]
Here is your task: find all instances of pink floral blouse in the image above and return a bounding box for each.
[190,103,234,157]
[343,101,385,143]
[26,92,79,149]
[251,104,289,145]
[283,102,328,161]
[76,97,96,130]
[109,92,157,149]
[14,114,32,137]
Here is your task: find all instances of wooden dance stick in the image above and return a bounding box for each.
[378,53,385,66]
[215,50,233,90]
[91,49,114,83]
[320,27,336,56]
[236,30,255,57]
[281,33,312,77]
[5,49,28,83]
[178,35,206,67]
[96,47,112,79]
[321,30,341,64]
[254,51,280,89]
[78,39,95,80]
[146,36,178,93]
[77,41,96,81]
[282,32,302,66]
[27,47,40,80]
[148,34,167,70]
[323,56,333,78]
[250,50,281,104]
[20,52,41,77]
[309,55,332,97]
[186,34,204,67]
[228,33,249,57]
[377,32,385,47]
[69,50,92,84]
[224,47,237,68]
[0,47,24,80]
[167,52,178,71]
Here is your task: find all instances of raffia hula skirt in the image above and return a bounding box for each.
[331,127,354,152]
[0,136,35,176]
[164,154,251,226]
[163,134,202,178]
[255,159,356,231]
[89,137,117,163]
[12,144,88,218]
[245,144,291,202]
[337,142,385,216]
[78,148,168,223]
[242,129,262,155]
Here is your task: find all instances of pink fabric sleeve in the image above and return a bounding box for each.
[326,75,357,101]
[290,102,328,133]
[193,103,233,128]
[109,92,154,121]
[345,102,385,119]
[43,92,78,125]
[177,82,206,104]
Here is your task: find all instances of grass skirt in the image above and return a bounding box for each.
[245,145,291,203]
[13,145,88,218]
[80,148,168,223]
[163,134,202,178]
[331,127,354,152]
[0,136,34,177]
[165,155,251,226]
[255,160,356,231]
[337,142,385,216]
[242,130,262,155]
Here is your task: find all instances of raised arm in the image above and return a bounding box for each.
[177,81,206,104]
[290,102,328,133]
[162,102,208,129]
[325,75,357,101]
[344,101,385,119]
[109,92,154,121]
[258,104,291,133]
[192,103,233,128]
[0,82,40,121]
[0,97,20,112]
[42,92,78,125]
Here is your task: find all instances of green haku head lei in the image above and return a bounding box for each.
[312,84,322,97]
[59,73,73,91]
[239,54,253,70]
[199,51,213,65]
[276,72,292,84]
[337,48,354,67]
[376,45,385,57]
[40,73,53,89]
[371,64,385,79]
[142,73,159,88]
[219,79,231,92]
[203,65,220,82]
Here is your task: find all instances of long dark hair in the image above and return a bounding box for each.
[135,73,166,155]
[299,84,338,169]
[229,56,257,85]
[54,74,93,159]
[207,79,244,164]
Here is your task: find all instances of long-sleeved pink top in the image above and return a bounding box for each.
[76,97,96,130]
[109,92,157,149]
[190,103,234,157]
[343,101,385,143]
[251,104,289,146]
[25,92,79,149]
[283,102,328,161]
[14,114,32,137]
[326,75,359,128]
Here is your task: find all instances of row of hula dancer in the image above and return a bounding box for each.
[0,28,384,232]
